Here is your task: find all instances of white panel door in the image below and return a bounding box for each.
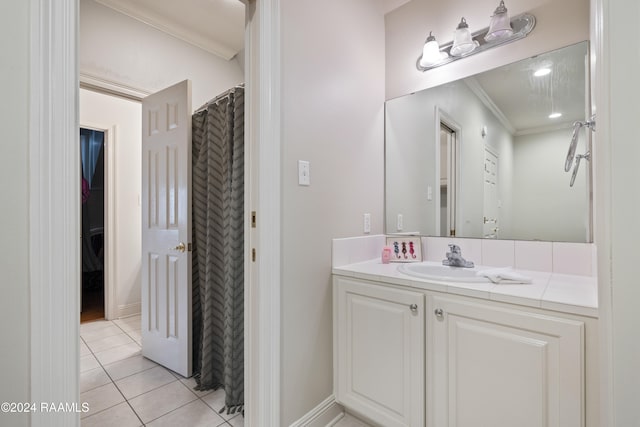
[141,80,192,377]
[334,276,424,427]
[483,148,499,238]
[430,296,584,427]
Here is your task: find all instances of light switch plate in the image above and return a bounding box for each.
[397,214,403,231]
[363,213,371,234]
[298,160,310,186]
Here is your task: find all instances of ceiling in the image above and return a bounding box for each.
[95,0,245,60]
[470,42,588,134]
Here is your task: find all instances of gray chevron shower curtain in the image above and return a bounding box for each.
[191,86,244,414]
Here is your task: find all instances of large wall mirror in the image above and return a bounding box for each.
[385,41,592,243]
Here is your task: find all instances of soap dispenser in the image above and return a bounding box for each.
[381,246,392,264]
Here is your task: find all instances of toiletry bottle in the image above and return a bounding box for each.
[381,246,392,264]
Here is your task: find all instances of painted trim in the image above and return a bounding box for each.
[464,77,516,135]
[93,0,240,60]
[244,0,281,425]
[105,126,118,320]
[435,107,463,237]
[591,0,613,424]
[34,0,280,425]
[29,0,80,426]
[117,303,142,319]
[80,72,150,102]
[289,396,344,427]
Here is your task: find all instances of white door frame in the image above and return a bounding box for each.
[29,0,282,425]
[434,106,462,237]
[79,122,118,320]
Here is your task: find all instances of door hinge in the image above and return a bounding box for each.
[188,243,193,252]
[251,211,257,228]
[252,248,256,262]
[450,229,456,237]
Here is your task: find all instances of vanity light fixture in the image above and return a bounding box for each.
[420,32,448,67]
[485,0,514,41]
[416,5,535,72]
[451,18,478,56]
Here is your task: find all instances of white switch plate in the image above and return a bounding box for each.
[298,160,310,186]
[363,213,371,234]
[397,214,403,231]
[427,186,433,201]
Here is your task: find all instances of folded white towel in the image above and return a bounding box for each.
[476,267,532,284]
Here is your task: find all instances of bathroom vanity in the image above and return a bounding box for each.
[332,241,599,427]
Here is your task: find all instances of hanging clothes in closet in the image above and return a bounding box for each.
[191,85,244,414]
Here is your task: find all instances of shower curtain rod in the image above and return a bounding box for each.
[194,84,245,114]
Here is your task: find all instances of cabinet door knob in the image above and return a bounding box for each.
[409,304,418,312]
[434,308,444,319]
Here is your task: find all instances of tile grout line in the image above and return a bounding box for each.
[80,322,146,426]
[80,318,242,427]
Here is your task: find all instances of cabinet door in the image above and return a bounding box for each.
[430,296,584,427]
[334,276,424,427]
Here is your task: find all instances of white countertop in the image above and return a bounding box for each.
[333,259,598,318]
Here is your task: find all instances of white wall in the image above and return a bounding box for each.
[0,2,30,426]
[80,0,244,108]
[607,0,640,424]
[385,0,589,100]
[80,89,143,316]
[512,128,588,242]
[385,80,515,238]
[280,0,386,423]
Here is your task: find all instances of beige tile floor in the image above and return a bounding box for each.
[80,315,244,427]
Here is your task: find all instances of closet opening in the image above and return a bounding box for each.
[80,127,106,323]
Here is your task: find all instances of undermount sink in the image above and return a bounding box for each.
[397,262,490,283]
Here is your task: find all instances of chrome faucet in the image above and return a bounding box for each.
[443,244,474,268]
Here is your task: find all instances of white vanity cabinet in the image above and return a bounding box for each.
[333,276,425,427]
[429,295,584,427]
[334,274,589,427]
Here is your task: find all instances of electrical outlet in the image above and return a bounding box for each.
[363,213,371,234]
[397,214,403,231]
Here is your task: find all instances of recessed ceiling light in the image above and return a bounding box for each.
[534,68,551,77]
[549,112,562,119]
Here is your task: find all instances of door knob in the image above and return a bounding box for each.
[409,304,418,313]
[434,308,444,319]
[172,242,186,253]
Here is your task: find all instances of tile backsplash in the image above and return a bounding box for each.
[333,235,596,277]
[332,235,386,267]
[422,237,595,277]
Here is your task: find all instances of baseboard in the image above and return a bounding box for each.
[289,395,344,427]
[117,302,141,318]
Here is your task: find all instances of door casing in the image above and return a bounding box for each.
[28,0,283,425]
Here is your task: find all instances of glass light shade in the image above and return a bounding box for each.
[450,18,477,57]
[485,0,514,41]
[420,32,448,67]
